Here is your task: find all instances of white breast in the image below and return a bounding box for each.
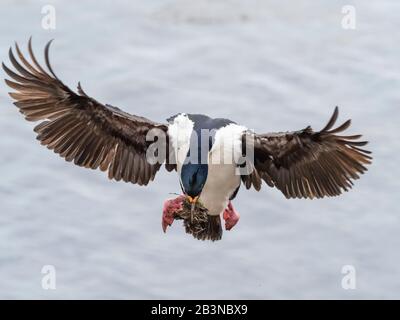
[199,162,240,215]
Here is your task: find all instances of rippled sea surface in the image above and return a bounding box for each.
[0,0,399,299]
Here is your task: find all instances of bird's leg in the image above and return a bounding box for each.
[222,201,240,231]
[162,195,185,232]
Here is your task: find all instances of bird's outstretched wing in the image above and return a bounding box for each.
[3,39,169,185]
[242,107,372,198]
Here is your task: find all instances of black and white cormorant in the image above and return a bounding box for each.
[2,40,372,241]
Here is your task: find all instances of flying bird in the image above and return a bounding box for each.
[2,40,372,241]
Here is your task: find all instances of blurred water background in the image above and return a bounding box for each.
[0,0,399,299]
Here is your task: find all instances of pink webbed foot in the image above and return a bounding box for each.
[223,201,240,231]
[162,195,185,232]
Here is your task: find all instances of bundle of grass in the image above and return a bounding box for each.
[174,198,223,241]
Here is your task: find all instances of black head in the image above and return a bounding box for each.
[180,163,208,198]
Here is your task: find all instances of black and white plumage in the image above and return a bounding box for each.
[2,40,372,240]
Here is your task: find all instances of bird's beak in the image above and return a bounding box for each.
[186,196,198,204]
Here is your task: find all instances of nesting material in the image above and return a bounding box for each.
[175,199,223,241]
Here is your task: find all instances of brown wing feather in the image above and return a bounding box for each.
[3,39,169,186]
[243,107,372,198]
